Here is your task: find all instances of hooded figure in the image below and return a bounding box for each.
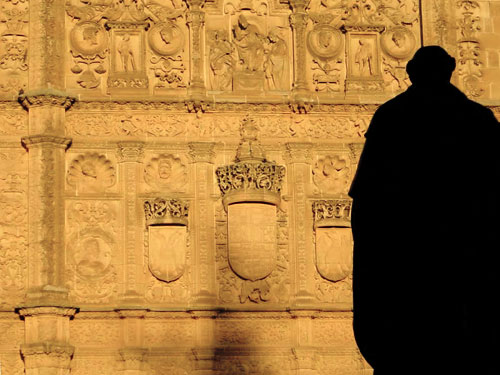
[349,46,499,375]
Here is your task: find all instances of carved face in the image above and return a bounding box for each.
[158,159,172,179]
[318,30,332,49]
[160,26,173,45]
[392,31,405,48]
[82,26,99,46]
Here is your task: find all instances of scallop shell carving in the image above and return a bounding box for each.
[67,153,116,192]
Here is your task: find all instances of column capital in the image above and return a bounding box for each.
[285,142,313,163]
[188,142,216,163]
[17,306,78,319]
[21,135,72,150]
[18,89,77,111]
[117,142,145,163]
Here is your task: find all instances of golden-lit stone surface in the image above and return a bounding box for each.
[0,0,499,373]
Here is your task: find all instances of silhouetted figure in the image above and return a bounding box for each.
[349,46,499,375]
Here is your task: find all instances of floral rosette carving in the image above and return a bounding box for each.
[144,198,189,226]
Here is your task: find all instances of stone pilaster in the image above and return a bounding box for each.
[116,309,149,375]
[285,143,315,305]
[29,0,66,91]
[117,142,145,302]
[188,142,216,305]
[18,307,77,375]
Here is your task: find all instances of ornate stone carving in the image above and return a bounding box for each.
[144,154,188,192]
[0,0,28,94]
[216,117,285,207]
[313,199,353,283]
[66,152,116,193]
[456,0,483,97]
[144,198,189,283]
[66,201,118,303]
[215,119,289,303]
[312,155,351,194]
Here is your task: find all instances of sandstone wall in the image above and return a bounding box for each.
[0,0,499,374]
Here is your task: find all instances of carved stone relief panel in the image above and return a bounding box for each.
[0,108,27,137]
[312,200,353,304]
[143,198,191,303]
[0,149,28,307]
[144,317,194,347]
[312,154,351,195]
[205,0,292,94]
[65,200,119,304]
[65,0,188,96]
[0,0,28,97]
[143,153,188,193]
[306,0,420,96]
[66,108,374,140]
[66,152,117,194]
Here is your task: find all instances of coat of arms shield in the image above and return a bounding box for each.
[148,225,186,282]
[315,227,353,282]
[227,203,277,281]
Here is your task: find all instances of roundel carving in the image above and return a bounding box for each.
[148,22,184,56]
[307,25,343,60]
[70,21,108,57]
[380,27,416,60]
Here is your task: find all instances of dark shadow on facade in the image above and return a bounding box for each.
[349,46,500,375]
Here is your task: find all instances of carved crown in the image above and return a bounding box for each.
[312,199,352,228]
[144,198,189,226]
[216,116,285,207]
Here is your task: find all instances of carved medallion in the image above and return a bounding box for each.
[148,226,186,283]
[307,25,343,59]
[73,233,113,278]
[70,21,108,58]
[148,22,184,56]
[380,27,416,60]
[313,200,353,282]
[227,203,277,281]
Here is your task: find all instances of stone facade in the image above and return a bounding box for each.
[0,0,499,374]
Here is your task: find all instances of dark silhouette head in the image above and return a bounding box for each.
[406,46,456,86]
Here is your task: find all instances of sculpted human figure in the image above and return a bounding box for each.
[354,40,373,76]
[349,46,499,375]
[232,14,265,72]
[117,34,136,72]
[209,31,234,90]
[264,29,288,90]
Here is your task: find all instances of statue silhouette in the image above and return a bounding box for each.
[349,46,499,375]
